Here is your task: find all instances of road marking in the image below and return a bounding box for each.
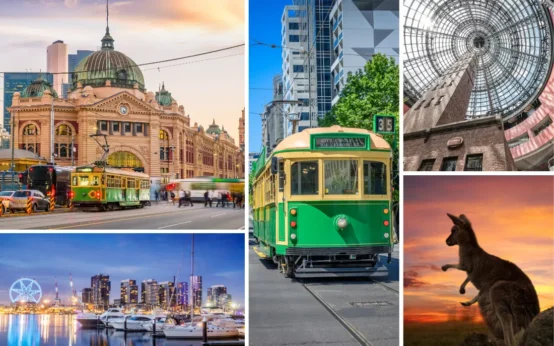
[48,209,200,230]
[157,221,192,229]
[237,226,245,230]
[210,213,227,218]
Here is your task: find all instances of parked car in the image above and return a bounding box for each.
[0,191,16,214]
[9,190,50,213]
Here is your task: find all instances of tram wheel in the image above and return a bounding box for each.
[283,257,294,278]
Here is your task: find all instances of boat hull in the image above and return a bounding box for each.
[164,326,239,339]
[77,318,103,328]
[111,321,147,331]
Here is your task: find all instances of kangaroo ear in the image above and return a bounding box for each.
[459,214,471,227]
[447,213,463,226]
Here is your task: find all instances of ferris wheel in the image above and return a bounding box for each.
[10,278,42,304]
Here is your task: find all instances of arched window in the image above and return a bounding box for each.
[55,123,74,159]
[23,124,38,135]
[159,130,169,140]
[108,151,143,168]
[21,124,39,153]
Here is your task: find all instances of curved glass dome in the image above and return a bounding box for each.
[404,0,553,120]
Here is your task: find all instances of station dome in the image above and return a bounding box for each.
[155,83,175,106]
[71,27,145,91]
[206,119,222,135]
[21,75,58,98]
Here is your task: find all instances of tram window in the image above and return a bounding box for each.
[363,161,386,195]
[79,176,90,187]
[324,160,358,195]
[72,176,78,186]
[92,176,100,186]
[291,161,319,195]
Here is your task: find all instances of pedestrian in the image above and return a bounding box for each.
[186,189,194,207]
[236,192,242,209]
[170,190,176,205]
[222,191,229,208]
[208,190,214,207]
[204,190,210,207]
[154,190,159,204]
[216,191,223,207]
[178,189,185,207]
[231,191,236,209]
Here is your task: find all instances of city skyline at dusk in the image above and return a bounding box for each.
[0,234,245,307]
[404,176,554,324]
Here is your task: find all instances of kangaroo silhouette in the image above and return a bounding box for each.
[441,213,540,346]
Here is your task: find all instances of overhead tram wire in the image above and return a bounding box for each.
[0,43,245,76]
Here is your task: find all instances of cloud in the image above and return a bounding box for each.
[8,39,52,49]
[213,271,243,280]
[64,0,78,8]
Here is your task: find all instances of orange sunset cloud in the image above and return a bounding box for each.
[404,176,554,326]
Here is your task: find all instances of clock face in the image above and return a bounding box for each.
[120,105,128,115]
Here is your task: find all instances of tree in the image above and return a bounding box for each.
[319,54,399,202]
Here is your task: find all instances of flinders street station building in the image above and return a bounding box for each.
[8,26,245,181]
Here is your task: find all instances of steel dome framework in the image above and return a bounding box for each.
[404,0,553,120]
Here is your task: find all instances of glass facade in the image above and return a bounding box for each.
[3,73,54,142]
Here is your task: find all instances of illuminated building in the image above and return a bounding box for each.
[120,279,138,305]
[141,279,158,307]
[191,276,202,310]
[81,288,92,304]
[91,274,110,309]
[158,281,176,309]
[177,282,189,310]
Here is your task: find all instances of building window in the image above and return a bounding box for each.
[289,23,299,30]
[464,154,483,171]
[55,124,72,135]
[135,123,143,134]
[436,96,445,105]
[289,35,300,42]
[159,130,169,140]
[124,122,131,133]
[424,98,435,108]
[54,143,69,158]
[440,157,458,171]
[418,159,435,171]
[23,124,38,135]
[99,121,108,132]
[160,147,170,161]
[300,112,309,121]
[112,122,120,133]
[293,65,304,73]
[532,117,552,136]
[117,69,127,80]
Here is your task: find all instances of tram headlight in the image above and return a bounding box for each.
[337,217,348,230]
[290,208,297,216]
[290,233,297,240]
[384,208,389,214]
[384,233,389,238]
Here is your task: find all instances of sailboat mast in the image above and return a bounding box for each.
[190,234,194,321]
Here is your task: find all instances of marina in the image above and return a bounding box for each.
[0,314,244,345]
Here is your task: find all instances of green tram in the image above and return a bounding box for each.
[70,165,151,211]
[251,126,394,278]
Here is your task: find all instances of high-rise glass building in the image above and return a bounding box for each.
[47,40,68,98]
[330,0,399,105]
[120,279,138,305]
[191,275,202,310]
[141,279,159,306]
[209,285,228,307]
[177,282,189,310]
[2,73,54,139]
[81,288,92,304]
[91,274,110,309]
[158,281,176,309]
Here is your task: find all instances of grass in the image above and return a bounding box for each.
[404,320,490,346]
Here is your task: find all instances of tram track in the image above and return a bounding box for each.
[297,277,375,346]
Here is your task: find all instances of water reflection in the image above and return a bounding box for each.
[0,315,232,346]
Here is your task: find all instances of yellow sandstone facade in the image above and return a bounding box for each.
[8,25,244,182]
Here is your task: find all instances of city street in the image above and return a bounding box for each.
[249,234,399,346]
[0,203,245,230]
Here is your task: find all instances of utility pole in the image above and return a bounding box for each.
[50,96,55,164]
[71,135,75,166]
[10,113,15,171]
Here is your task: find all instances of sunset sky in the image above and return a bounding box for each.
[404,176,554,324]
[0,0,244,140]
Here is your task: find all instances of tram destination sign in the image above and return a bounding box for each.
[311,133,370,150]
[315,137,366,148]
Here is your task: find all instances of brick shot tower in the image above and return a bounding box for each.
[404,54,516,171]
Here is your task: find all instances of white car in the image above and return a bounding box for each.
[0,191,16,214]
